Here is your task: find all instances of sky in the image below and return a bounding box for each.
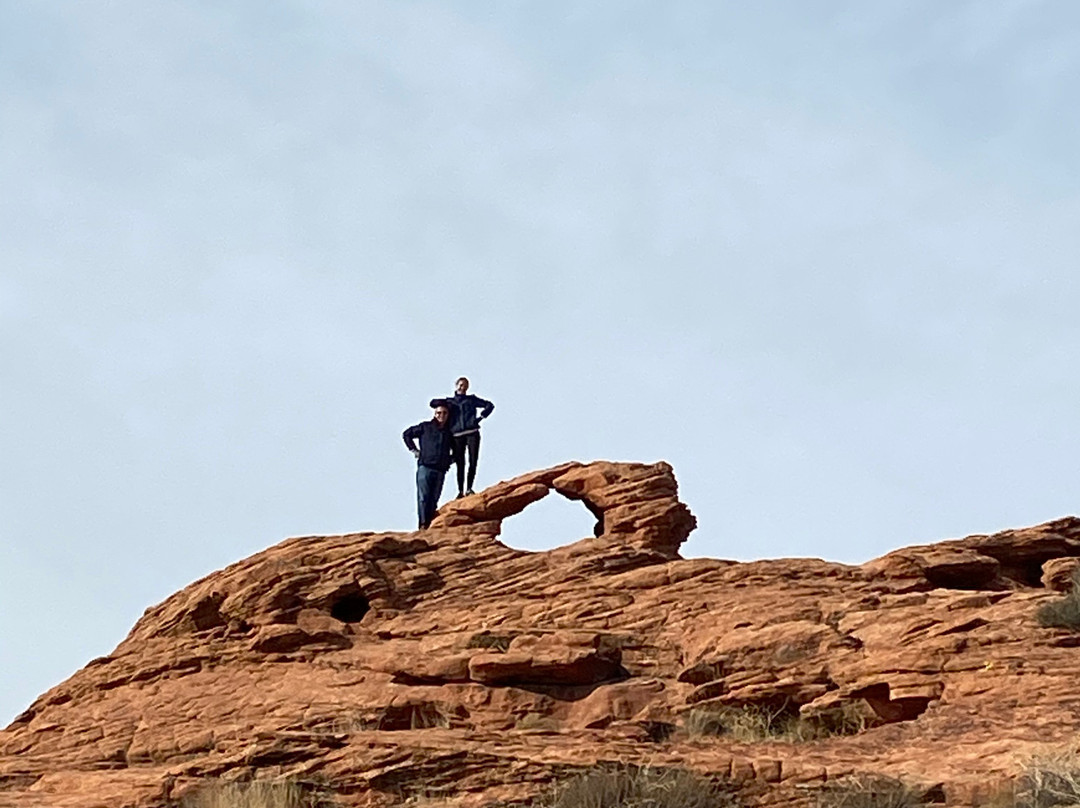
[3,0,1080,726]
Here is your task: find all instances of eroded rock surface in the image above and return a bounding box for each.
[3,460,1080,808]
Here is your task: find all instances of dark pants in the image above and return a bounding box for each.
[416,465,446,528]
[453,432,481,493]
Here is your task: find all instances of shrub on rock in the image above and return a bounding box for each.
[180,779,324,808]
[1036,570,1080,630]
[682,702,868,743]
[1014,754,1080,808]
[814,775,924,808]
[544,766,735,808]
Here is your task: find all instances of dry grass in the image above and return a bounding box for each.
[394,703,451,730]
[515,712,561,733]
[1036,571,1080,630]
[466,631,515,652]
[683,704,793,741]
[316,702,451,734]
[544,766,735,808]
[809,701,872,737]
[1013,754,1080,808]
[814,774,924,808]
[180,779,323,808]
[683,701,868,743]
[682,708,729,738]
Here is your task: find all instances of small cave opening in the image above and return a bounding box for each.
[187,593,227,632]
[853,683,933,723]
[496,490,604,551]
[330,592,371,623]
[924,565,999,591]
[1007,558,1055,588]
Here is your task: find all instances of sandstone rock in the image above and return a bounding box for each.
[433,482,551,526]
[1041,557,1080,592]
[377,649,474,684]
[565,679,666,729]
[468,631,624,686]
[3,461,1080,808]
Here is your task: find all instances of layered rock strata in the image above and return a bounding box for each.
[3,461,1080,808]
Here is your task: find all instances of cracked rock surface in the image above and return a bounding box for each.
[3,461,1080,807]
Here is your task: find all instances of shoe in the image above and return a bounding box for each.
[466,488,475,496]
[456,492,464,499]
[418,521,429,530]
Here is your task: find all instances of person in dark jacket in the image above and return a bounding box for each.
[402,399,458,529]
[448,377,494,498]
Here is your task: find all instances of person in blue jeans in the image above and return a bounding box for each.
[448,377,494,497]
[402,399,458,529]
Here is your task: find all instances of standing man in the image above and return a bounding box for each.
[402,399,458,530]
[448,376,494,498]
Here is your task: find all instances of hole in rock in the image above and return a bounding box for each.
[375,702,453,730]
[1010,558,1052,588]
[188,594,227,632]
[496,490,603,551]
[330,592,371,623]
[924,565,999,591]
[854,683,932,723]
[1007,554,1080,589]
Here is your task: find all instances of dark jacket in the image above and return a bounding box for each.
[449,393,494,435]
[402,419,457,471]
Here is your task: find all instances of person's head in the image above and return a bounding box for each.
[431,399,451,426]
[455,376,469,395]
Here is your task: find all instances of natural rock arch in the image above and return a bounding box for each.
[495,488,603,552]
[430,460,697,558]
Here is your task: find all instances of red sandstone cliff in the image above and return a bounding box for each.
[3,460,1080,808]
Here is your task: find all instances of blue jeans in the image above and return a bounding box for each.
[416,465,446,528]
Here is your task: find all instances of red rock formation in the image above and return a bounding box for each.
[3,460,1080,808]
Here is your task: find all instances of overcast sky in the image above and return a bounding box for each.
[4,1,1080,726]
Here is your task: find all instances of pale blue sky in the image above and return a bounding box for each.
[4,1,1080,725]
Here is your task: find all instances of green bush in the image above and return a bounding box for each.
[1036,571,1080,630]
[544,766,736,808]
[814,775,923,808]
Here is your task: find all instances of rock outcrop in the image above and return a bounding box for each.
[3,460,1080,808]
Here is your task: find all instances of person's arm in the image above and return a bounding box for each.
[477,396,494,420]
[402,424,422,456]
